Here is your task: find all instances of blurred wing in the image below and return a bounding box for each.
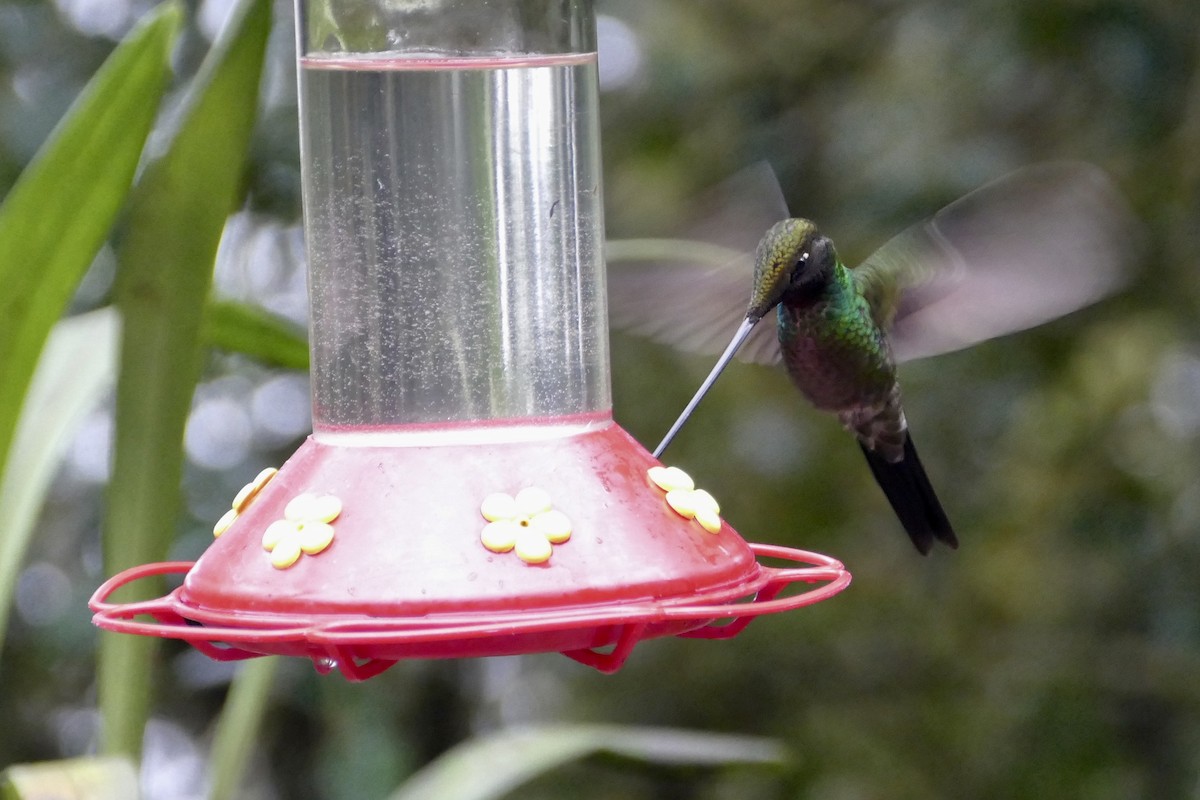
[607,162,789,366]
[854,162,1140,363]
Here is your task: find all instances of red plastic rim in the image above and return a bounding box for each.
[90,544,850,677]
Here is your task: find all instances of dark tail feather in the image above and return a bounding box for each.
[858,435,958,555]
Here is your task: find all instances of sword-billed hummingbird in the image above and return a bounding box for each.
[609,162,1139,554]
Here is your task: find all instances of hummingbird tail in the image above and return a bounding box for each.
[858,435,958,555]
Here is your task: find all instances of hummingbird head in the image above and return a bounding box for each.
[747,218,837,320]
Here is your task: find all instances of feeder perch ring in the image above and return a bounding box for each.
[90,544,849,678]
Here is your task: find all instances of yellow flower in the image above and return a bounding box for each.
[647,466,723,534]
[479,487,572,564]
[261,492,342,569]
[212,467,278,537]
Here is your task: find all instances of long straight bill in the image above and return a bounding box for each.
[653,316,759,459]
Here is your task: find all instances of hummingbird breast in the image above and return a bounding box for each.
[777,268,907,460]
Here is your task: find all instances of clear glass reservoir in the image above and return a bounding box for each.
[295,0,608,437]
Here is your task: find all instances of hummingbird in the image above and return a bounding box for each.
[609,162,1139,554]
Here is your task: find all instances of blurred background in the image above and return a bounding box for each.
[2,0,1199,797]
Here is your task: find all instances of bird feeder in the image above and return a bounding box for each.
[90,0,850,679]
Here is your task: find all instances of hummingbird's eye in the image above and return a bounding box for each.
[789,251,810,283]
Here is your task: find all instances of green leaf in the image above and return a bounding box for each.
[99,0,273,758]
[0,756,139,800]
[207,658,280,800]
[386,725,788,800]
[204,299,309,369]
[0,1,180,490]
[0,310,118,652]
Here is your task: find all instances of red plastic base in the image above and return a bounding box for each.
[90,545,849,677]
[90,418,851,677]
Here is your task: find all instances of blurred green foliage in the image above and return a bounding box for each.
[600,3,1200,799]
[0,0,1197,798]
[99,0,271,759]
